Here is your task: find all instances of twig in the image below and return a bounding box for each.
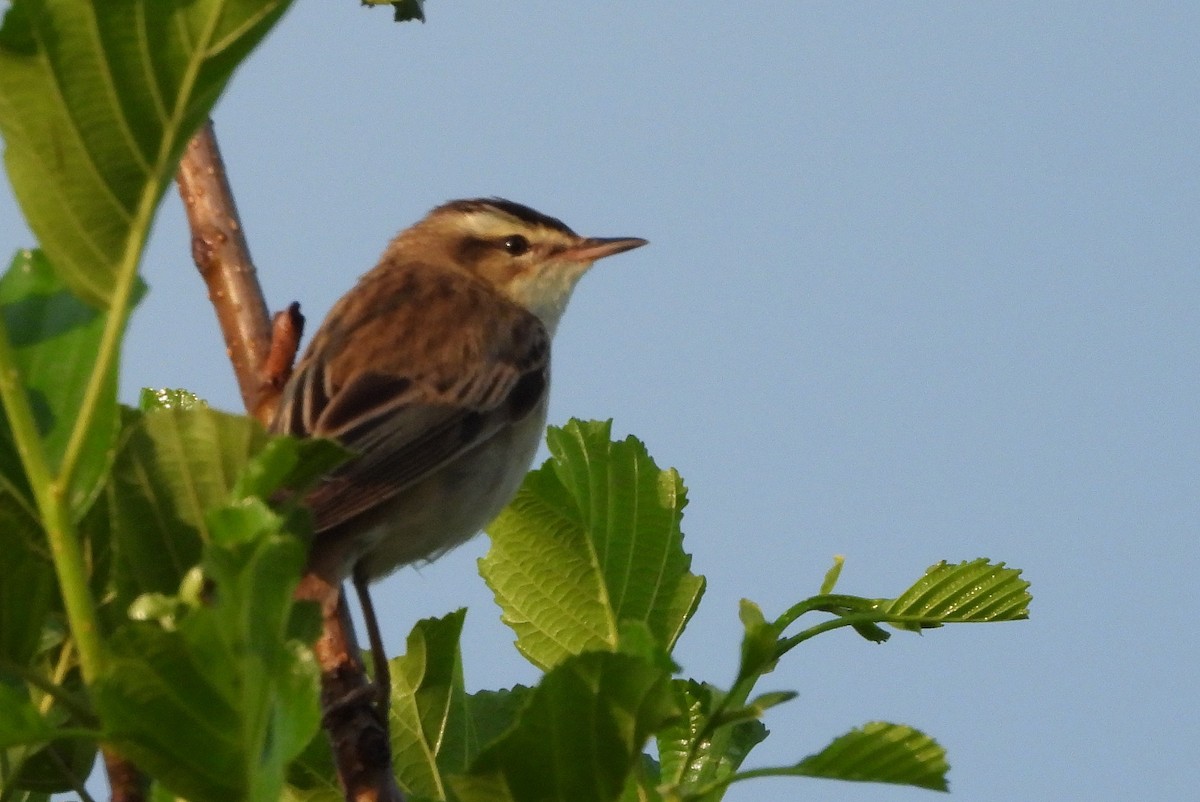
[175,120,402,802]
[259,301,307,422]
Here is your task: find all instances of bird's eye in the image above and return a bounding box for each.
[503,235,530,256]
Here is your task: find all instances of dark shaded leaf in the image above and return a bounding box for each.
[93,500,319,802]
[0,249,135,514]
[449,651,678,802]
[0,489,52,666]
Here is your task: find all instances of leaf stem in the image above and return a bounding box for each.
[773,593,879,632]
[776,609,947,655]
[24,134,155,691]
[682,669,762,795]
[57,191,152,489]
[0,320,104,683]
[776,613,881,653]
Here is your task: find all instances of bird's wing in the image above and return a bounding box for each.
[273,267,549,535]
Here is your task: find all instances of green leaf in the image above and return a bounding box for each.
[482,419,704,670]
[231,435,349,502]
[657,680,713,786]
[0,489,52,666]
[0,0,294,307]
[80,472,119,629]
[283,729,339,802]
[0,684,56,748]
[93,499,319,802]
[819,555,845,594]
[448,651,679,802]
[735,599,779,683]
[744,689,797,714]
[5,735,98,795]
[683,722,948,797]
[0,249,136,514]
[387,609,468,799]
[460,685,532,760]
[656,680,768,791]
[883,559,1031,629]
[615,620,679,673]
[0,677,100,795]
[106,407,273,601]
[138,388,208,412]
[351,683,534,802]
[791,721,948,790]
[0,789,49,802]
[617,754,665,802]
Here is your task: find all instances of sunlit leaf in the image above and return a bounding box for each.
[735,599,778,683]
[792,721,948,790]
[138,388,207,412]
[0,0,294,307]
[883,559,1031,629]
[387,609,468,798]
[482,419,704,670]
[656,680,768,791]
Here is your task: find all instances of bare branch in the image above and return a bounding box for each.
[296,572,404,802]
[176,120,274,421]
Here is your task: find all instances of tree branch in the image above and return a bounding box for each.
[175,120,275,421]
[102,746,146,802]
[174,119,402,802]
[296,571,400,802]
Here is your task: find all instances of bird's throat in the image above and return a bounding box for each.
[506,261,592,334]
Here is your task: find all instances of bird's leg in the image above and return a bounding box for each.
[353,563,392,718]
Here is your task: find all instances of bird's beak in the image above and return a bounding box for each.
[567,236,649,263]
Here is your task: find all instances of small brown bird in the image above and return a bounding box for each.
[273,197,645,701]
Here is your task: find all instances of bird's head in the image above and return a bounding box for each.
[393,198,647,333]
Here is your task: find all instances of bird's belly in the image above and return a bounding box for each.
[354,405,546,580]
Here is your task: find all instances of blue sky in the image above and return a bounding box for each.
[5,3,1197,800]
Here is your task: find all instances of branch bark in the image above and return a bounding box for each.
[103,746,147,802]
[173,119,403,802]
[296,571,396,802]
[176,121,274,421]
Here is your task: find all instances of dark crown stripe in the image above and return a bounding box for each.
[432,198,576,236]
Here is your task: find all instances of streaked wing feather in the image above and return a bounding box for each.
[286,325,548,535]
[302,404,504,535]
[304,378,523,533]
